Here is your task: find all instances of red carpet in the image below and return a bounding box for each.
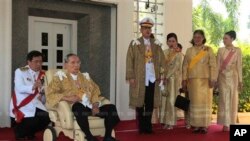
[0,120,229,141]
[115,120,229,141]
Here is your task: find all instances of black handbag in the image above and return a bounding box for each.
[174,88,190,111]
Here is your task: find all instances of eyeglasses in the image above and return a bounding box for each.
[67,61,81,65]
[31,60,43,64]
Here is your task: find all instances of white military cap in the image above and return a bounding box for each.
[139,17,154,27]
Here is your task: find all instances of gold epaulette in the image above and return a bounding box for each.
[131,38,141,46]
[19,66,29,71]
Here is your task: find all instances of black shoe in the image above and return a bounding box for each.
[15,132,26,140]
[15,133,35,140]
[200,128,208,134]
[85,136,98,141]
[15,137,26,140]
[144,128,153,134]
[103,136,119,141]
[192,128,200,134]
[26,135,35,141]
[138,129,145,134]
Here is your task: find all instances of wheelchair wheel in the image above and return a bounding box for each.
[43,126,56,141]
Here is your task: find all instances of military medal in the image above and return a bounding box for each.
[27,77,32,81]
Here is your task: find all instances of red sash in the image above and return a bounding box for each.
[12,71,45,123]
[220,50,235,73]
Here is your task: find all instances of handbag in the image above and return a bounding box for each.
[174,88,190,111]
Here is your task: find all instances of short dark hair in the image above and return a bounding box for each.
[26,50,43,61]
[64,53,78,63]
[177,43,183,49]
[190,29,207,46]
[225,30,236,40]
[167,33,178,42]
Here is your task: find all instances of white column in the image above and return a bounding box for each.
[0,0,12,127]
[110,7,117,104]
[116,0,135,120]
[164,0,193,53]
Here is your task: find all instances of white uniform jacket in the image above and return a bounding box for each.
[9,66,47,118]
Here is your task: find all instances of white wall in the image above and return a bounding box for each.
[0,0,12,127]
[115,0,135,120]
[164,0,193,53]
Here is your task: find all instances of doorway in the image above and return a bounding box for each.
[28,16,77,70]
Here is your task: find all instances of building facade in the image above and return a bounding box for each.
[0,0,192,127]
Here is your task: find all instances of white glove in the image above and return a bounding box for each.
[159,80,165,91]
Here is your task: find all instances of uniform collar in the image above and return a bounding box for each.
[70,73,78,80]
[27,65,39,75]
[143,37,151,46]
[27,65,39,80]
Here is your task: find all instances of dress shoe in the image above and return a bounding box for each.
[15,134,35,141]
[85,136,98,141]
[15,133,26,140]
[103,136,119,141]
[192,127,200,134]
[138,129,144,134]
[26,135,35,140]
[15,137,26,140]
[200,128,208,134]
[144,129,153,134]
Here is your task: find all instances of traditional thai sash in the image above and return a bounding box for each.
[12,71,45,123]
[219,50,235,73]
[188,48,207,72]
[145,46,153,63]
[165,49,177,65]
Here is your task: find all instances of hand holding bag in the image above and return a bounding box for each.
[174,88,190,111]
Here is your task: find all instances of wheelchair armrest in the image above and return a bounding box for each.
[48,110,58,123]
[100,97,111,105]
[57,101,74,129]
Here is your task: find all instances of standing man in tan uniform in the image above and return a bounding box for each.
[126,17,165,134]
[217,30,243,131]
[182,30,217,134]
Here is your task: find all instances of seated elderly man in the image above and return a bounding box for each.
[46,53,120,141]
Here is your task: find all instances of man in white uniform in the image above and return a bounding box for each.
[9,50,50,140]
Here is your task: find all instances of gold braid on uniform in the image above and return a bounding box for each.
[145,48,153,63]
[20,66,29,71]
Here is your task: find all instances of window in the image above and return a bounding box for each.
[133,0,165,43]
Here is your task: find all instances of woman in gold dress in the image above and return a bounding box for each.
[182,30,217,134]
[216,30,243,131]
[160,33,183,129]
